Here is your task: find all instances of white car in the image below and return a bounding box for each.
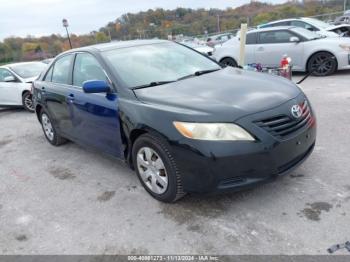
[0,62,47,112]
[179,40,214,56]
[212,26,350,76]
[258,17,350,37]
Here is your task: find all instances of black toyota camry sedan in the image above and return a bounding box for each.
[33,40,316,202]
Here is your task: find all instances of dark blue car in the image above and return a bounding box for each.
[33,40,316,202]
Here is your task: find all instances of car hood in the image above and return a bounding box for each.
[133,67,301,121]
[326,24,350,30]
[23,76,38,83]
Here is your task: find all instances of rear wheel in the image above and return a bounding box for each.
[220,57,238,68]
[40,110,67,146]
[22,92,34,112]
[307,52,337,76]
[132,134,185,203]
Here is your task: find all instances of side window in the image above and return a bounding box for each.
[51,54,74,85]
[73,53,107,87]
[291,21,318,31]
[44,66,53,82]
[246,33,257,45]
[259,30,294,44]
[0,68,14,82]
[272,21,290,27]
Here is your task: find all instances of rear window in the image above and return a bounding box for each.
[10,62,47,79]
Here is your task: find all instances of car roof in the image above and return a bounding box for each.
[64,39,169,53]
[264,17,316,25]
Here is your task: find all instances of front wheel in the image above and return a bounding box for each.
[307,52,337,76]
[22,92,34,112]
[132,134,185,203]
[220,57,238,68]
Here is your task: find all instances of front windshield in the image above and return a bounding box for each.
[303,18,330,29]
[291,27,322,40]
[102,42,221,88]
[10,62,47,78]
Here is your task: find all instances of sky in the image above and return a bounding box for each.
[0,0,287,40]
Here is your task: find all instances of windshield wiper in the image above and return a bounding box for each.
[130,81,176,90]
[177,68,221,81]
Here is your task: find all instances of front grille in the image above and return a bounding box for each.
[254,100,312,139]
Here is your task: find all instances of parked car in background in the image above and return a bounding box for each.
[178,38,214,56]
[334,14,350,25]
[33,40,316,202]
[259,17,350,37]
[0,62,47,112]
[207,33,234,47]
[41,58,54,64]
[212,26,350,76]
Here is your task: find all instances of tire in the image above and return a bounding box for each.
[132,133,186,203]
[40,109,67,146]
[307,52,337,76]
[22,92,34,112]
[220,57,238,68]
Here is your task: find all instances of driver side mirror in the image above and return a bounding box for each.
[4,75,16,82]
[82,80,110,93]
[290,36,300,43]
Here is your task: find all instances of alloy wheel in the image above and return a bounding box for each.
[24,94,34,111]
[310,54,334,76]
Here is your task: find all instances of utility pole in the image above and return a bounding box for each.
[107,27,112,42]
[217,15,221,33]
[345,0,348,12]
[62,18,72,49]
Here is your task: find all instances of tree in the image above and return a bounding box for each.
[95,32,109,43]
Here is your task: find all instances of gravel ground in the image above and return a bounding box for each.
[0,71,350,255]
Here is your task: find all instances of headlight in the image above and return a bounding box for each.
[339,44,350,51]
[173,122,255,141]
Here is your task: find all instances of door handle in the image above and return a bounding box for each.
[257,47,264,51]
[41,86,46,93]
[66,94,75,103]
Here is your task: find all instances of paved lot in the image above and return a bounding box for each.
[1,71,350,255]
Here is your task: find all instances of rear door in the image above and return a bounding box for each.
[67,52,123,157]
[255,29,304,69]
[0,68,24,105]
[40,54,75,137]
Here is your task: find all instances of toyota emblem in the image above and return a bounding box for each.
[291,105,303,119]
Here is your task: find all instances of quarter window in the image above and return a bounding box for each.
[73,53,107,87]
[51,54,74,85]
[259,30,295,44]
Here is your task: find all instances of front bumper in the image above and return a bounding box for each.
[170,96,317,193]
[337,51,350,70]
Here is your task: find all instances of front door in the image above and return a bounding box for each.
[0,68,25,106]
[255,30,304,70]
[68,52,123,157]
